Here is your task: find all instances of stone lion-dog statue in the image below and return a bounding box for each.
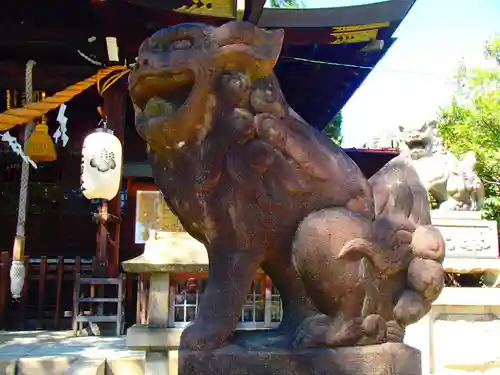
[129,21,445,351]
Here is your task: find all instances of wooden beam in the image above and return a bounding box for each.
[244,0,266,24]
[102,77,128,278]
[0,61,99,92]
[124,0,190,11]
[0,25,95,46]
[258,0,415,28]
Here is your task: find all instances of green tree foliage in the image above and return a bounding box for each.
[437,36,500,224]
[323,112,343,145]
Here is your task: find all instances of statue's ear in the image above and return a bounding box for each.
[427,120,437,129]
[214,21,284,78]
[461,151,477,170]
[217,21,284,54]
[398,125,405,133]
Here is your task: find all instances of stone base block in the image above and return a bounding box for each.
[180,335,421,375]
[126,324,182,351]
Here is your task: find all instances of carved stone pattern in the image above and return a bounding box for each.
[436,225,494,256]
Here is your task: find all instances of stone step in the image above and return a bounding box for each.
[0,356,145,375]
[64,358,105,375]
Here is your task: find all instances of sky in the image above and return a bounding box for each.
[266,0,500,147]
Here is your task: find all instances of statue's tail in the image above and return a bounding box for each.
[338,238,408,276]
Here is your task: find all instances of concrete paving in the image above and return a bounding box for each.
[0,331,145,375]
[0,330,143,360]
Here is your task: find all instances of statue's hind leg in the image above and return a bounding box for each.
[293,297,387,348]
[261,252,318,334]
[291,207,387,348]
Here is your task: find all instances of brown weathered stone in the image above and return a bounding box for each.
[180,336,421,375]
[129,20,445,362]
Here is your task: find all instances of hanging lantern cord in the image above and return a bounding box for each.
[97,68,129,97]
[96,108,108,130]
[95,67,129,131]
[10,60,36,299]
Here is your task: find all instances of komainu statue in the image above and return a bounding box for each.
[129,21,445,353]
[399,120,485,211]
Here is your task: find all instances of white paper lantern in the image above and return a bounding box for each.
[81,128,123,200]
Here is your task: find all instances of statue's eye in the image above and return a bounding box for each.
[149,39,169,52]
[171,39,193,50]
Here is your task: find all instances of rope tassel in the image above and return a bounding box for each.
[10,260,26,299]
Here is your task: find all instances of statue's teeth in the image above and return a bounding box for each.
[144,97,176,118]
[132,102,142,113]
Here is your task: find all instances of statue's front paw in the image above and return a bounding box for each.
[386,320,405,343]
[393,289,431,326]
[293,314,364,348]
[360,314,387,344]
[293,314,333,348]
[180,321,228,351]
[407,258,445,301]
[439,199,461,211]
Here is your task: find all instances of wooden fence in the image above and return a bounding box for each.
[0,251,142,331]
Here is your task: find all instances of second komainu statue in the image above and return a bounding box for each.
[129,21,445,352]
[398,120,485,211]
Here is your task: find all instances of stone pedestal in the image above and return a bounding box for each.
[403,212,500,375]
[405,287,500,375]
[431,210,499,274]
[129,273,170,375]
[180,334,421,375]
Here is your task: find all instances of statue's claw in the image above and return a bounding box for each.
[386,320,405,343]
[360,314,387,344]
[180,321,230,351]
[293,314,363,348]
[293,314,387,348]
[293,314,330,348]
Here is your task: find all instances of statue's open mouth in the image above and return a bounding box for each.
[406,139,428,150]
[130,68,195,121]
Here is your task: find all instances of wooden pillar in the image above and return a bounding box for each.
[102,77,127,277]
[95,202,109,277]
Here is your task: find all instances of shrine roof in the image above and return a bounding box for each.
[0,0,416,131]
